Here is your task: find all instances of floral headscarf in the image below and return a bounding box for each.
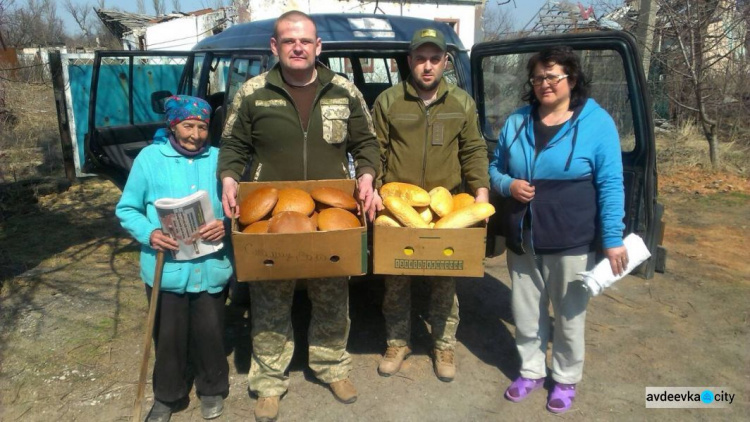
[164,95,211,127]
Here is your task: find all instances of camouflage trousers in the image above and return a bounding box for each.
[382,276,459,351]
[247,278,351,397]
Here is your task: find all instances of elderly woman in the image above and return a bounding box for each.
[116,95,232,421]
[489,46,628,413]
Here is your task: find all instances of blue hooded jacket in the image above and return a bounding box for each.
[115,128,233,294]
[489,98,625,254]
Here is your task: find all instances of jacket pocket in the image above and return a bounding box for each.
[158,262,186,292]
[322,104,350,144]
[207,258,233,289]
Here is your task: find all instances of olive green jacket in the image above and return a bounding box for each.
[372,77,489,193]
[218,63,379,182]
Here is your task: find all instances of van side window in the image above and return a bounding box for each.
[327,55,404,109]
[228,57,263,101]
[190,54,206,95]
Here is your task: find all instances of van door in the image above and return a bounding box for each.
[85,51,196,187]
[471,31,664,278]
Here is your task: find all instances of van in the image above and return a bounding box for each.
[61,13,665,277]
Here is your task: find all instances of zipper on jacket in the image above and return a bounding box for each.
[252,163,263,182]
[280,85,325,181]
[421,105,430,187]
[526,118,577,256]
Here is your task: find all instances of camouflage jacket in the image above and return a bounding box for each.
[218,63,379,182]
[372,77,489,193]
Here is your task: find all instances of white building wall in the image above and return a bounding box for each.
[145,12,230,51]
[248,0,480,49]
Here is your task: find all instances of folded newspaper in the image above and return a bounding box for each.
[580,233,652,297]
[155,190,223,261]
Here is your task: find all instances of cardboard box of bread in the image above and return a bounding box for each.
[373,182,495,277]
[232,180,367,281]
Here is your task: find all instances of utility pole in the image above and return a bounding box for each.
[634,0,658,79]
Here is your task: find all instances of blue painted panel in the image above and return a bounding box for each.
[95,64,184,127]
[66,62,93,172]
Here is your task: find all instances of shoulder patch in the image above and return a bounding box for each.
[222,73,269,137]
[255,99,287,107]
[320,98,349,105]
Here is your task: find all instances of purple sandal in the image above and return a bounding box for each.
[547,383,576,413]
[504,377,545,402]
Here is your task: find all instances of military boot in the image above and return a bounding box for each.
[433,348,456,382]
[254,396,280,422]
[329,378,358,404]
[377,345,412,377]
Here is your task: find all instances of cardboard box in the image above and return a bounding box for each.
[373,225,487,277]
[232,180,367,281]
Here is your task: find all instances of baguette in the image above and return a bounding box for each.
[383,196,429,228]
[434,203,496,229]
[429,186,453,217]
[374,214,402,227]
[452,193,475,211]
[380,182,431,207]
[415,206,433,224]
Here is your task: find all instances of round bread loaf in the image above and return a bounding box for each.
[429,186,454,217]
[317,208,361,231]
[267,211,316,233]
[272,188,315,216]
[452,193,475,211]
[310,187,358,211]
[242,220,270,234]
[310,211,319,230]
[383,196,429,228]
[239,187,278,225]
[380,182,431,207]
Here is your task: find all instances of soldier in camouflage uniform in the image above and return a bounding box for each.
[371,28,490,382]
[217,11,380,422]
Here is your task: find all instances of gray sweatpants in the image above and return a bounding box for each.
[507,237,594,384]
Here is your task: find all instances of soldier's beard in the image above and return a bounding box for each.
[413,76,440,92]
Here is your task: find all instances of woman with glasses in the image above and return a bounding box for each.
[489,46,628,413]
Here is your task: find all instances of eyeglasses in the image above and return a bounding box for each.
[529,74,569,86]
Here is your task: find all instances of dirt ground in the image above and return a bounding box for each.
[1,170,748,421]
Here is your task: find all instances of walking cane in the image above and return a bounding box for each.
[133,250,165,422]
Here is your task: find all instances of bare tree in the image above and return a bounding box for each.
[3,0,67,47]
[136,0,146,14]
[482,5,515,41]
[63,0,93,39]
[171,0,181,13]
[152,0,165,16]
[653,0,747,166]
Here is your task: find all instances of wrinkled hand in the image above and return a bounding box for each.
[475,187,490,223]
[370,189,384,220]
[356,173,375,220]
[510,179,535,203]
[474,187,489,204]
[199,219,226,242]
[150,229,179,252]
[222,177,239,218]
[605,245,629,276]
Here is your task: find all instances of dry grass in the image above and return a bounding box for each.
[0,79,63,183]
[656,119,750,177]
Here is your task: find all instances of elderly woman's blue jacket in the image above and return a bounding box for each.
[115,128,233,293]
[489,98,625,254]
